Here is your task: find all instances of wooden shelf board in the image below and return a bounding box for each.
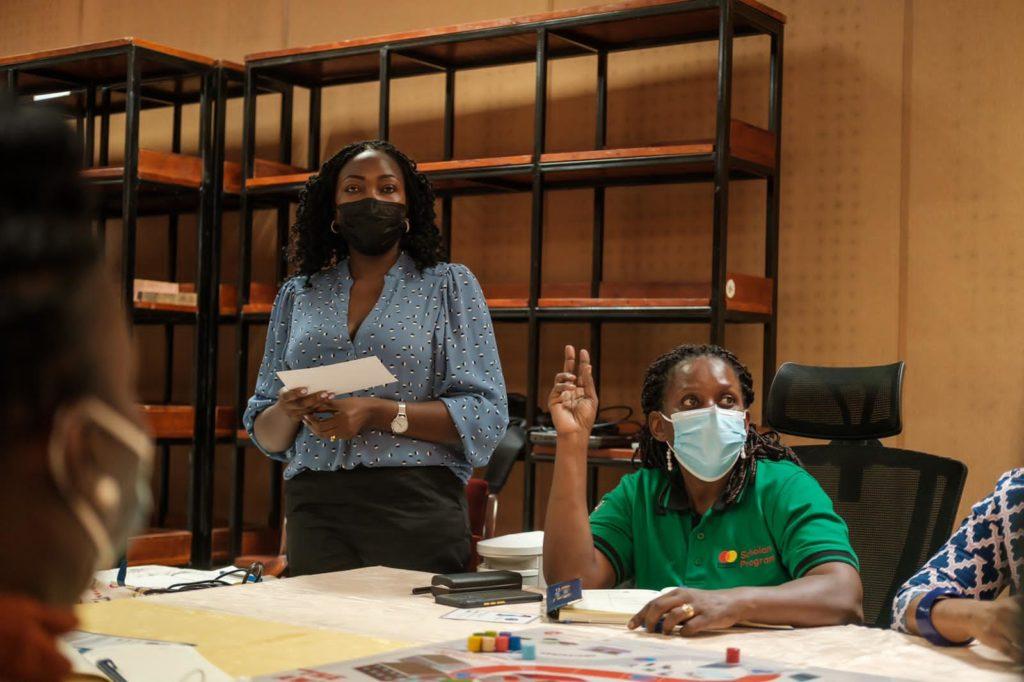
[140,404,235,440]
[132,283,240,320]
[126,525,281,567]
[1,39,218,117]
[485,274,773,315]
[225,158,309,194]
[531,444,636,462]
[247,0,783,85]
[83,149,203,190]
[541,121,775,183]
[0,37,216,70]
[242,127,771,195]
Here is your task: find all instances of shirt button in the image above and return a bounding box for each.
[696,532,705,540]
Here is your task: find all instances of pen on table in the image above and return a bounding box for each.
[98,658,128,682]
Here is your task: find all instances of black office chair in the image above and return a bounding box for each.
[765,362,967,628]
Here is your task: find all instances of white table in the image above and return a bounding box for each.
[150,566,1019,681]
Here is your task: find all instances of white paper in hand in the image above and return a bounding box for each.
[277,357,397,397]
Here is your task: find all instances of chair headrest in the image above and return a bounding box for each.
[765,361,904,441]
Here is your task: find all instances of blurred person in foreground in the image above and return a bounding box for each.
[0,97,152,681]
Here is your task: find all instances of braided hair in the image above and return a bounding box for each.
[636,344,799,506]
[289,140,444,278]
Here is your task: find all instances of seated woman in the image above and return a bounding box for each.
[891,469,1022,660]
[543,343,863,634]
[0,99,152,681]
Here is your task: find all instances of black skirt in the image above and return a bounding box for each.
[284,465,470,577]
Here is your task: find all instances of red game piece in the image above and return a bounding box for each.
[726,647,740,664]
[496,636,510,652]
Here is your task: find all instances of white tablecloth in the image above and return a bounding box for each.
[150,566,1020,681]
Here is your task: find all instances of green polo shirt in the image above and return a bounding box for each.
[590,460,858,589]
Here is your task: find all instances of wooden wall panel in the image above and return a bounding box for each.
[902,0,1024,518]
[79,0,285,62]
[0,0,81,56]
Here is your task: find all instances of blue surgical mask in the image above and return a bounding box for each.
[661,405,747,482]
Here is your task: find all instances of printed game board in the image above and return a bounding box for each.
[254,627,911,682]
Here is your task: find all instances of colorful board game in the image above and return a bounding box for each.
[254,627,910,682]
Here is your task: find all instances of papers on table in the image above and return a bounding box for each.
[277,357,397,397]
[93,565,246,591]
[441,608,539,624]
[61,631,231,681]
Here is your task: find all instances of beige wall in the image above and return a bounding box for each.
[2,0,1020,532]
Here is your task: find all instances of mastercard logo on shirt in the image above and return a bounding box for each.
[718,549,739,566]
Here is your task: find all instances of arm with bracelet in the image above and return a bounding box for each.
[892,469,1023,661]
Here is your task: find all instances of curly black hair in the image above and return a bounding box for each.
[635,344,799,507]
[288,140,445,277]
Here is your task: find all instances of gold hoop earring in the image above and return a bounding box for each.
[330,220,340,234]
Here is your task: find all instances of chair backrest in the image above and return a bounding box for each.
[465,477,488,539]
[485,418,527,494]
[766,362,904,442]
[793,444,966,628]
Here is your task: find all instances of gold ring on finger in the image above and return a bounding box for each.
[679,603,695,619]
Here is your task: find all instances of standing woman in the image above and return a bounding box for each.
[244,140,508,576]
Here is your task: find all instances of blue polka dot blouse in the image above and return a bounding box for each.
[243,252,509,483]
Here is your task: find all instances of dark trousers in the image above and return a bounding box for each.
[284,465,470,577]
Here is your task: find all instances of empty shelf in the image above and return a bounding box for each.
[539,274,772,314]
[241,123,773,198]
[224,158,309,194]
[1,39,218,113]
[541,121,776,185]
[126,525,281,566]
[140,404,236,441]
[531,444,636,464]
[83,149,206,189]
[246,0,784,86]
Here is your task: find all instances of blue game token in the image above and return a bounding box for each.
[509,636,522,651]
[521,643,537,661]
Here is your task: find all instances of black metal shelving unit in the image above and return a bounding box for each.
[237,0,785,530]
[0,40,240,567]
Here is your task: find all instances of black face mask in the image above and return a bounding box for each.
[335,198,408,256]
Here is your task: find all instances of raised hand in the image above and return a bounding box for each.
[548,345,598,441]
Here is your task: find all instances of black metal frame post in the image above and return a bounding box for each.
[709,0,735,346]
[379,48,392,140]
[523,28,549,531]
[280,85,294,165]
[586,48,609,510]
[762,29,783,397]
[121,47,142,314]
[190,66,223,569]
[441,68,456,257]
[99,87,110,165]
[308,85,322,170]
[83,85,96,167]
[156,98,183,529]
[233,65,259,558]
[266,84,295,533]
